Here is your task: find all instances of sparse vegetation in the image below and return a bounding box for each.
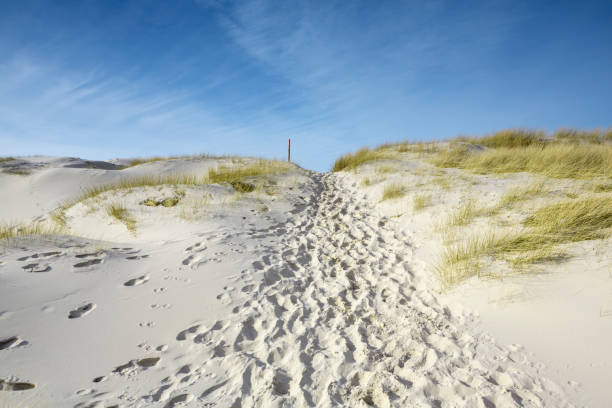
[438,195,612,288]
[332,148,392,172]
[0,222,61,243]
[413,194,432,211]
[2,168,31,176]
[124,153,221,168]
[60,159,292,211]
[106,203,136,233]
[432,130,612,179]
[446,200,477,227]
[381,183,407,201]
[496,181,546,210]
[0,157,15,163]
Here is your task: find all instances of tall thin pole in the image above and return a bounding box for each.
[288,138,291,162]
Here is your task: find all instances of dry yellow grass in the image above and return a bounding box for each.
[0,222,61,243]
[381,183,407,201]
[413,194,432,211]
[106,203,136,233]
[332,148,394,172]
[61,159,292,211]
[432,143,611,179]
[438,195,612,288]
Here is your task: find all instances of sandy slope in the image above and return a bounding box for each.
[0,158,584,407]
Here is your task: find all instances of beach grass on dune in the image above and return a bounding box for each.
[413,194,432,211]
[332,148,393,172]
[0,222,62,243]
[432,143,611,179]
[439,195,612,288]
[381,183,407,201]
[107,203,136,233]
[124,153,223,168]
[63,159,293,210]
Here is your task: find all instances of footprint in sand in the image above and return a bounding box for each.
[21,263,51,273]
[113,357,161,375]
[0,336,28,350]
[139,321,156,328]
[73,259,103,268]
[17,251,63,262]
[153,287,167,294]
[0,380,35,391]
[126,254,150,260]
[124,274,150,287]
[165,393,194,407]
[150,304,172,310]
[74,251,105,259]
[185,242,206,252]
[68,303,96,319]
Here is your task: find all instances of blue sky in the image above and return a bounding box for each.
[1,1,611,171]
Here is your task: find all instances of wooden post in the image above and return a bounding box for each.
[288,138,291,162]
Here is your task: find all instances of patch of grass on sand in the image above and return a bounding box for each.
[381,183,407,201]
[438,195,612,288]
[0,157,15,163]
[2,168,30,176]
[0,222,61,243]
[432,138,611,179]
[496,181,546,210]
[49,208,68,228]
[106,203,136,233]
[413,194,432,211]
[332,148,393,172]
[446,200,477,227]
[125,153,222,168]
[375,165,397,174]
[63,159,292,210]
[460,128,546,148]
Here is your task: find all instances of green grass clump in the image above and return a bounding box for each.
[62,159,292,211]
[332,148,392,172]
[107,204,136,233]
[438,195,612,288]
[0,157,15,163]
[2,168,30,176]
[432,143,611,179]
[524,196,612,242]
[0,222,61,243]
[461,128,546,148]
[553,128,612,144]
[496,182,546,210]
[413,194,432,211]
[446,200,477,227]
[127,157,166,167]
[207,160,292,183]
[381,183,407,201]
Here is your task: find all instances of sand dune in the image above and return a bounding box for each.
[0,155,603,406]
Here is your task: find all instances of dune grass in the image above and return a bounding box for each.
[446,200,477,227]
[124,153,223,168]
[413,194,432,211]
[61,159,292,211]
[438,195,612,288]
[0,157,15,163]
[332,148,393,172]
[496,181,546,210]
[107,203,136,233]
[0,222,61,243]
[432,143,611,179]
[381,183,407,201]
[459,129,546,148]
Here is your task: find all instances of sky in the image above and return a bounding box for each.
[1,1,611,171]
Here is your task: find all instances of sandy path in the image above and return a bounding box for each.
[110,173,571,408]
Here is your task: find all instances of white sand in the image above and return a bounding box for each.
[0,155,606,406]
